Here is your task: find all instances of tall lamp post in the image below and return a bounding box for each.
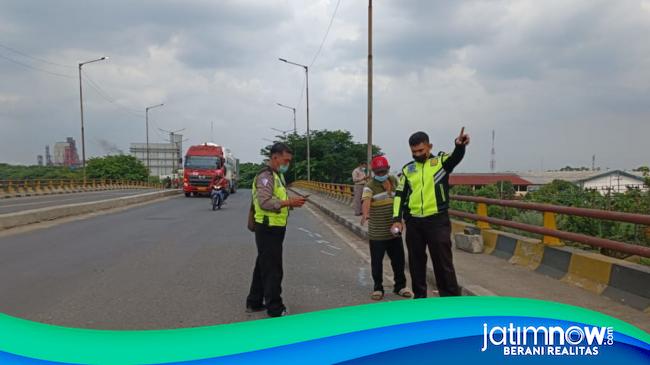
[78,56,108,184]
[145,103,164,181]
[279,58,310,181]
[276,102,297,134]
[367,0,373,169]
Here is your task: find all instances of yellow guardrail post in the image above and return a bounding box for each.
[476,202,490,229]
[543,211,563,246]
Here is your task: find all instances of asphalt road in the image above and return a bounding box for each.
[0,189,159,215]
[0,189,402,330]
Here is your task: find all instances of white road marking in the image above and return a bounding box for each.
[327,245,341,250]
[316,240,331,244]
[320,250,336,256]
[304,204,404,294]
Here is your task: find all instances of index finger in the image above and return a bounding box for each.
[459,126,465,137]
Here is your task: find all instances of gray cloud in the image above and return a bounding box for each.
[0,0,648,173]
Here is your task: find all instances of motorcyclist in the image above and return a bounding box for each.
[210,171,230,203]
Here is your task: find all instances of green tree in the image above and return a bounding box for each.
[0,163,81,180]
[86,155,148,181]
[238,162,265,189]
[260,130,381,184]
[634,166,650,186]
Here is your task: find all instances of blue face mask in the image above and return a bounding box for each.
[279,164,289,174]
[374,175,389,182]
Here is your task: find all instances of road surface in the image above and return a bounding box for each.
[0,190,404,330]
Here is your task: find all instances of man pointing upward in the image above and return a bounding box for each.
[392,127,470,298]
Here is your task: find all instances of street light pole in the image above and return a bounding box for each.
[145,103,164,182]
[279,58,310,181]
[276,102,297,134]
[78,56,107,184]
[367,0,373,169]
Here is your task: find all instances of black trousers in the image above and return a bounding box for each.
[405,213,461,298]
[246,223,286,316]
[369,237,407,293]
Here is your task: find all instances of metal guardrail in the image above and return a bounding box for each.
[0,179,162,195]
[291,180,650,258]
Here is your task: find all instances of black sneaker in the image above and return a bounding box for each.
[245,305,266,313]
[268,307,288,318]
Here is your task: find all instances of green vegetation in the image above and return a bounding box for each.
[450,179,650,255]
[258,130,381,185]
[86,155,148,181]
[238,162,265,189]
[1,155,149,182]
[0,163,82,180]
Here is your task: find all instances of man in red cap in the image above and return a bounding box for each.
[360,155,412,300]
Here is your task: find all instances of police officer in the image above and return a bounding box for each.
[391,128,470,298]
[246,142,306,317]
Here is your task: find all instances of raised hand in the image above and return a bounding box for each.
[455,126,470,146]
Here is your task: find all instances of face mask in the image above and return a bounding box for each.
[374,175,389,182]
[413,153,428,163]
[278,164,289,174]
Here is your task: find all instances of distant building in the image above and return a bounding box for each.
[37,155,44,166]
[45,145,53,166]
[52,138,80,167]
[130,134,183,177]
[517,170,647,194]
[449,173,532,194]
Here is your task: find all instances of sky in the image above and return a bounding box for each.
[0,0,649,173]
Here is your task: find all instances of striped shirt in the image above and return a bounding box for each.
[362,175,398,241]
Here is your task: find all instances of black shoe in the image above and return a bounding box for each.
[268,307,288,318]
[245,304,266,313]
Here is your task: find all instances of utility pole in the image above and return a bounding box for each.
[490,130,496,173]
[159,127,185,181]
[367,0,373,169]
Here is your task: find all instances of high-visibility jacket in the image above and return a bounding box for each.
[252,168,289,227]
[393,145,465,221]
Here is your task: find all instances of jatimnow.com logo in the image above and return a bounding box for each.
[481,323,614,356]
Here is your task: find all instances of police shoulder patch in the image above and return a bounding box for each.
[407,163,417,173]
[430,158,439,166]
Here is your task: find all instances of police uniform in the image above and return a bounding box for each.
[246,166,290,317]
[392,144,465,298]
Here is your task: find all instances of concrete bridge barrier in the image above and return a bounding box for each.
[0,190,180,230]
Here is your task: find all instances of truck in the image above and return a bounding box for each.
[182,143,238,197]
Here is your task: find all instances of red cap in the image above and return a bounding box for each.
[371,156,390,171]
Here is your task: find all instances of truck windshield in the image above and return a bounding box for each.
[184,156,221,169]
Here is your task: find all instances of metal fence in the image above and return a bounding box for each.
[291,180,650,258]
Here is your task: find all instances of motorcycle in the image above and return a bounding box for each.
[211,185,225,210]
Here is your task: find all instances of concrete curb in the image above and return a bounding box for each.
[450,220,650,311]
[0,190,180,230]
[290,187,495,297]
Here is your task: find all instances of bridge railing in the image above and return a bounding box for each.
[0,179,163,196]
[291,180,650,258]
